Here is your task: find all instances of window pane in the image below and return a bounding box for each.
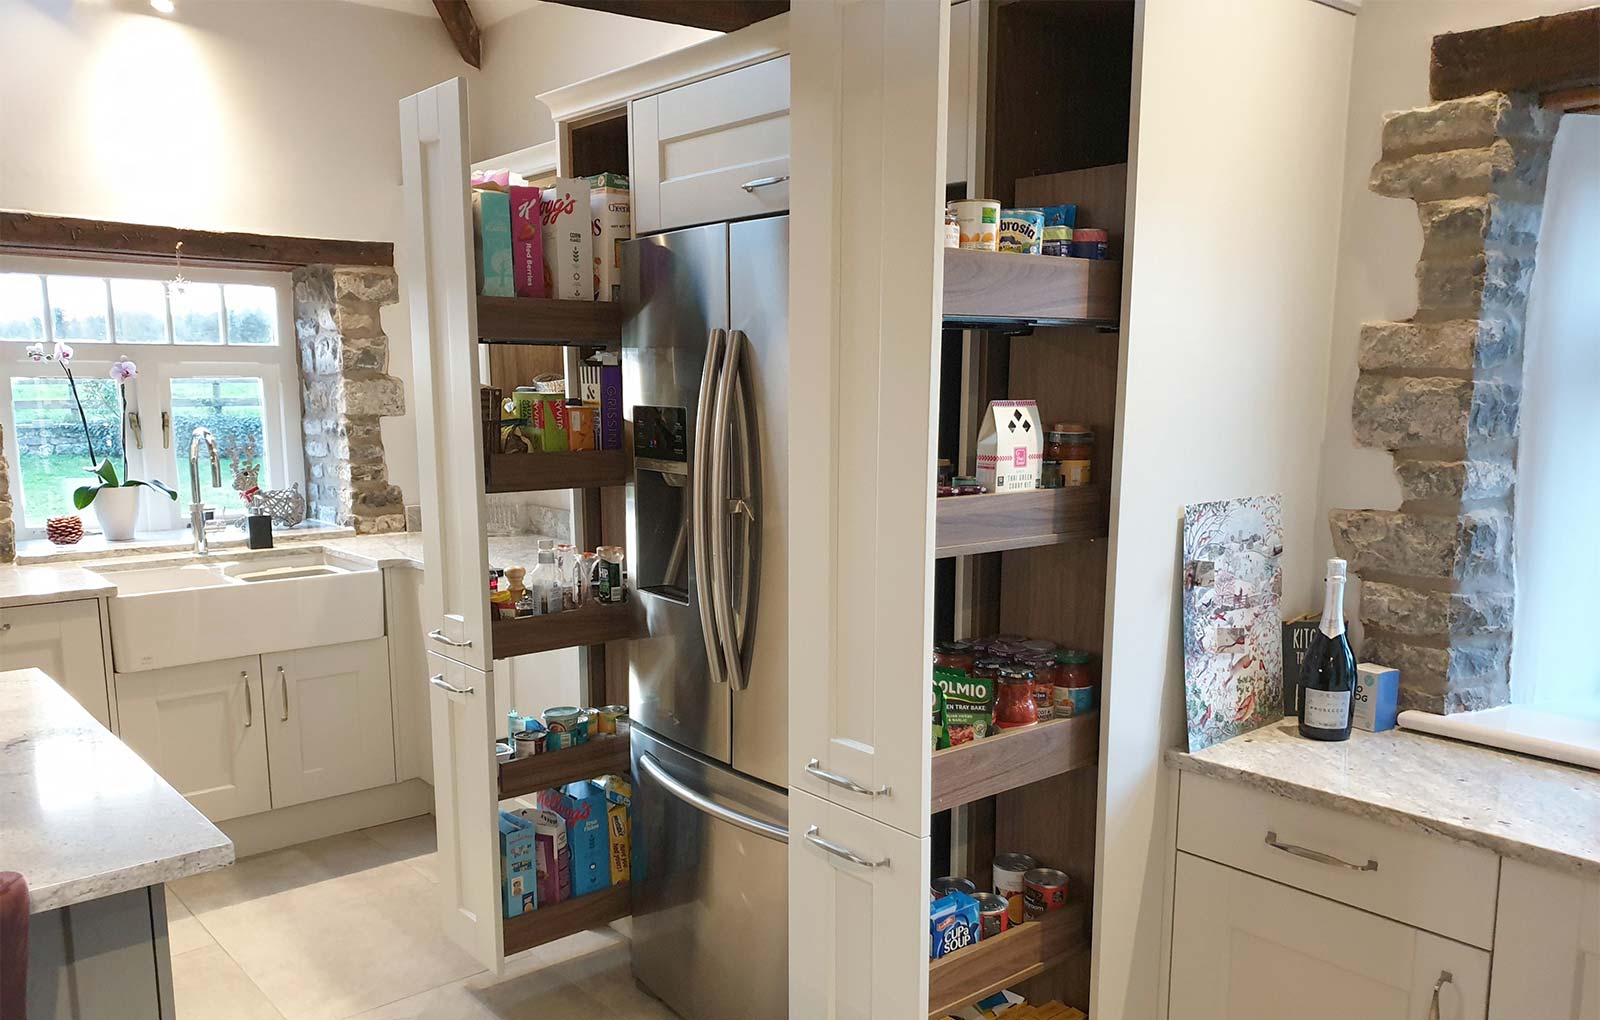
[110,278,169,343]
[170,377,267,516]
[46,276,109,343]
[171,283,222,344]
[0,273,45,340]
[9,376,126,528]
[224,284,277,345]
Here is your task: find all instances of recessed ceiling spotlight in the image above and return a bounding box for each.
[150,0,175,13]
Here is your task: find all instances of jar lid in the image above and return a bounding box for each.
[935,639,973,653]
[972,657,1008,670]
[997,665,1037,681]
[1055,649,1093,665]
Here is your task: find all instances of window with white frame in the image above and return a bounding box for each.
[0,259,303,538]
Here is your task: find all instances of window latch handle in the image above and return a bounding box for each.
[161,410,171,449]
[127,410,143,450]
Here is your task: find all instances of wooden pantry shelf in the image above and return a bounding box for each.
[485,449,631,493]
[499,733,631,800]
[931,713,1099,815]
[477,294,623,346]
[935,486,1107,559]
[491,600,641,659]
[928,900,1088,1019]
[942,248,1121,328]
[502,882,631,957]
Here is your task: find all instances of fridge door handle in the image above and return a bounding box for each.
[638,752,788,844]
[725,330,759,691]
[692,328,728,686]
[708,328,745,689]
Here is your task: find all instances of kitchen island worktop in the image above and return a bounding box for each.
[0,667,234,913]
[1167,720,1600,877]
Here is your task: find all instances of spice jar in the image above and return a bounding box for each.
[933,640,976,676]
[993,667,1039,728]
[1045,424,1094,487]
[1052,649,1099,718]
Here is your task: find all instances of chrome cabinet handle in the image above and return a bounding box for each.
[1428,971,1453,1020]
[638,752,788,844]
[428,673,475,696]
[804,826,889,869]
[242,670,252,728]
[427,629,472,648]
[739,174,789,192]
[692,328,728,686]
[1264,831,1377,872]
[708,329,744,690]
[277,665,289,722]
[806,758,891,797]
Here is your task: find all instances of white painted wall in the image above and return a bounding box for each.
[1093,2,1355,1017]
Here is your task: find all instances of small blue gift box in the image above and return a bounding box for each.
[1354,663,1400,732]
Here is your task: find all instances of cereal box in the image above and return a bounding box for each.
[541,178,592,301]
[508,185,547,299]
[518,807,570,906]
[538,781,611,898]
[498,810,537,917]
[471,189,514,297]
[586,173,630,302]
[975,400,1043,493]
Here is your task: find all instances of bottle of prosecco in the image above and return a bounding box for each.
[1298,558,1356,742]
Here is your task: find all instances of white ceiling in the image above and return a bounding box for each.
[342,0,545,29]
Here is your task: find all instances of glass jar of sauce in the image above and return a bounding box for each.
[1022,655,1058,720]
[1044,424,1094,487]
[1052,649,1099,717]
[993,666,1038,728]
[933,639,976,675]
[970,657,1006,682]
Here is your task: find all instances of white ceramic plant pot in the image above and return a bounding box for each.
[92,486,141,541]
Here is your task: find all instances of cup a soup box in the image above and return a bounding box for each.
[930,891,980,959]
[587,173,630,302]
[1354,663,1400,732]
[538,781,611,898]
[498,810,537,917]
[541,178,592,301]
[976,400,1043,493]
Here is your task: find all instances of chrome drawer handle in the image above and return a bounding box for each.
[428,674,475,696]
[1429,971,1453,1020]
[804,826,889,870]
[739,174,789,192]
[1264,831,1377,872]
[242,670,252,728]
[805,758,891,797]
[277,665,289,722]
[427,629,472,648]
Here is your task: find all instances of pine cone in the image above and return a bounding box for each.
[46,515,85,546]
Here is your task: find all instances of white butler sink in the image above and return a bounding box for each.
[104,549,383,672]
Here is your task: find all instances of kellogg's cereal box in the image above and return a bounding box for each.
[586,173,630,302]
[538,781,611,898]
[508,185,546,298]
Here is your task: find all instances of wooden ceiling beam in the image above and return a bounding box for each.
[0,211,393,271]
[539,0,788,34]
[1542,84,1600,115]
[433,0,483,69]
[1431,8,1600,101]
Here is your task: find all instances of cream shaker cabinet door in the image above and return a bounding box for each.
[631,56,790,235]
[0,599,111,728]
[1490,859,1600,1020]
[115,656,271,822]
[1170,853,1489,1020]
[787,0,948,838]
[789,788,930,1019]
[262,638,396,809]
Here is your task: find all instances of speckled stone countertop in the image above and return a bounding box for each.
[0,668,234,913]
[0,563,115,608]
[1167,721,1600,877]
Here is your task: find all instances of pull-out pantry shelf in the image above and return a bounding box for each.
[927,900,1088,1019]
[498,733,631,801]
[502,882,631,957]
[935,487,1107,558]
[930,714,1099,815]
[477,295,622,347]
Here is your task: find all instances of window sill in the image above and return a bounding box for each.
[14,520,355,565]
[1398,703,1600,772]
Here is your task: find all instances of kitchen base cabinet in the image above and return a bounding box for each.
[1169,853,1489,1020]
[263,638,397,808]
[0,599,111,728]
[115,656,271,822]
[1489,859,1600,1019]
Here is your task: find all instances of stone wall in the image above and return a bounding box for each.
[0,423,13,562]
[292,266,407,533]
[1331,92,1559,713]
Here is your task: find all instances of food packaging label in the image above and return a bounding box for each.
[541,178,593,301]
[935,669,994,746]
[606,800,631,885]
[508,185,547,298]
[930,891,980,959]
[499,811,537,917]
[587,174,630,302]
[531,393,569,452]
[976,400,1043,493]
[1354,663,1400,732]
[951,199,1000,251]
[999,209,1044,255]
[567,403,597,451]
[538,782,612,898]
[522,807,570,906]
[472,190,514,297]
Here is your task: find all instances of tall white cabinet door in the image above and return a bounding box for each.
[399,77,492,672]
[1489,859,1600,1019]
[115,657,270,822]
[424,651,504,974]
[788,788,930,1019]
[0,599,111,727]
[262,639,397,809]
[1170,853,1489,1020]
[787,0,949,839]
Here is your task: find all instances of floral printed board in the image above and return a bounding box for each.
[1182,494,1285,752]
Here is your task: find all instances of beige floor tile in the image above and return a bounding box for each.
[170,831,404,913]
[165,887,217,956]
[348,961,607,1020]
[171,946,286,1020]
[362,813,439,885]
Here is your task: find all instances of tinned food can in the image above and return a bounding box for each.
[951,199,1001,251]
[998,208,1045,255]
[930,876,977,899]
[595,705,628,736]
[543,706,582,751]
[1023,867,1069,919]
[993,852,1037,925]
[972,892,1010,940]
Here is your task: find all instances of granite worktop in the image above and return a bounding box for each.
[1168,721,1600,877]
[0,668,234,913]
[0,563,116,609]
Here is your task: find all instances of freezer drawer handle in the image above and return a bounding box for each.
[805,758,891,797]
[804,826,889,870]
[739,174,790,192]
[428,674,475,696]
[1264,831,1377,872]
[427,629,473,649]
[637,752,788,844]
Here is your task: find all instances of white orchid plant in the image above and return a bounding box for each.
[24,343,178,511]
